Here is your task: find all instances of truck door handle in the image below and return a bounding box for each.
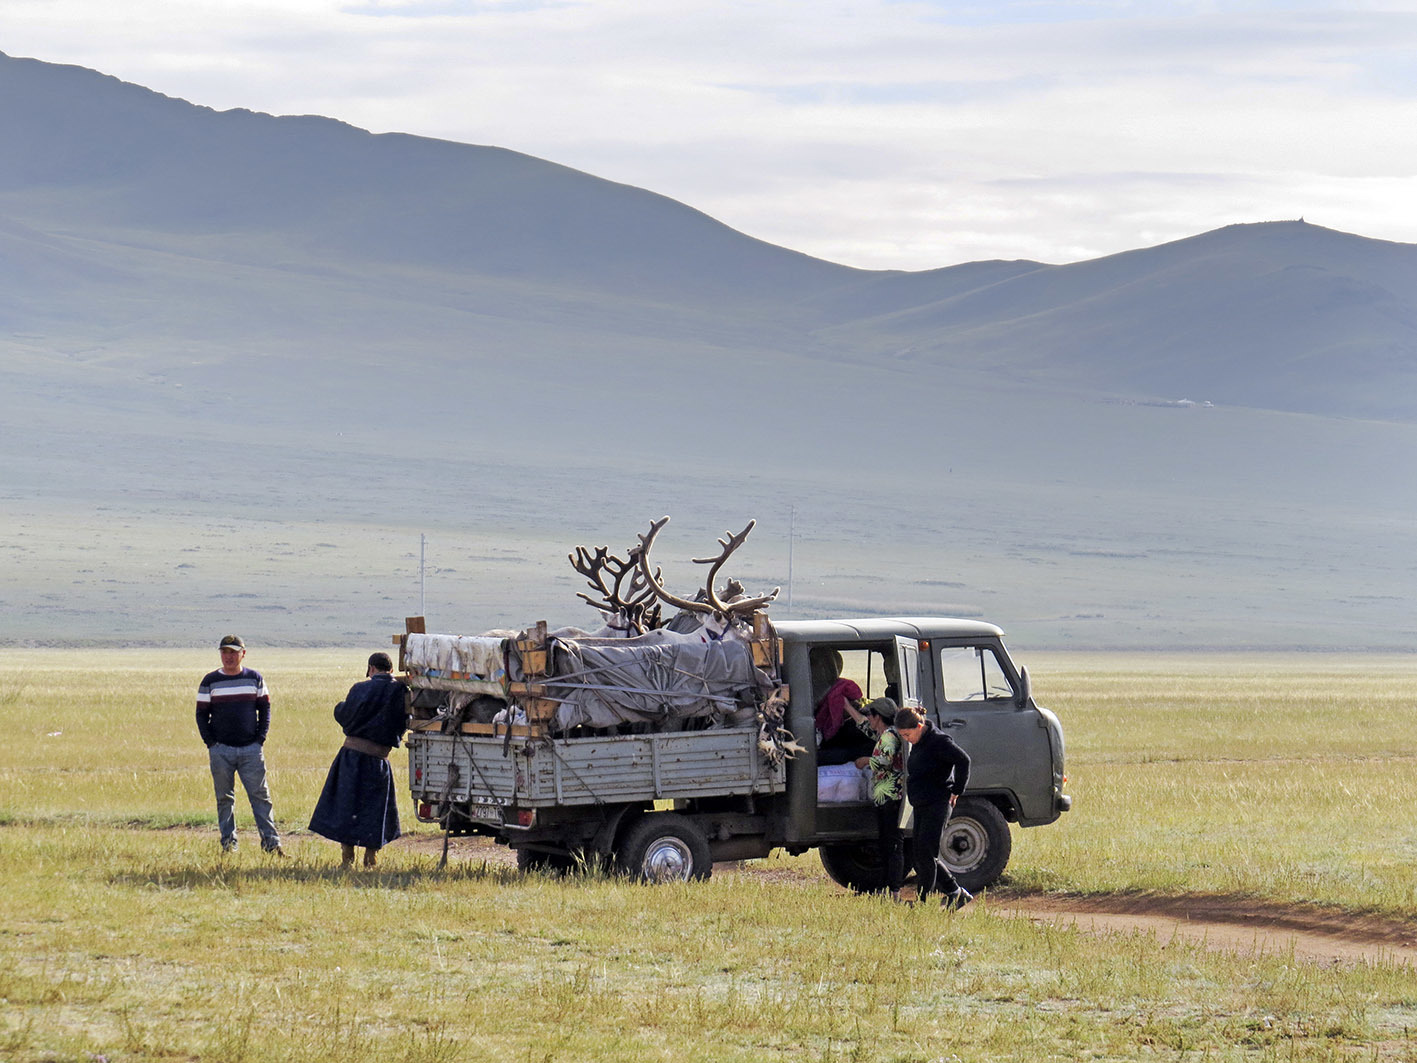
[943,717,967,729]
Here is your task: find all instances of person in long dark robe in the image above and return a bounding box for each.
[309,652,408,869]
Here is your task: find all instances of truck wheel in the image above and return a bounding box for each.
[617,813,711,883]
[938,798,1011,892]
[818,843,887,893]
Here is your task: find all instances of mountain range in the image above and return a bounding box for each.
[2,50,1415,651]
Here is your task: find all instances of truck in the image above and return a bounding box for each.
[400,519,1071,892]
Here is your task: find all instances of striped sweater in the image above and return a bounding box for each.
[196,667,271,747]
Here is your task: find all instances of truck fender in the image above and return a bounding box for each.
[591,805,637,857]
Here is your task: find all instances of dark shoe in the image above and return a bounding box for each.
[941,887,973,910]
[263,844,286,858]
[362,849,377,869]
[220,839,237,853]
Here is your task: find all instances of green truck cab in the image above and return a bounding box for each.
[776,617,1069,892]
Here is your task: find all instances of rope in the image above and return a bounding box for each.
[543,661,740,708]
[435,758,459,871]
[433,691,514,869]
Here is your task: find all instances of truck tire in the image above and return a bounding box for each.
[818,842,887,893]
[616,813,712,883]
[937,797,1011,892]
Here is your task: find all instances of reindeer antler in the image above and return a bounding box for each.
[634,516,779,619]
[693,521,781,616]
[632,518,704,614]
[569,544,663,633]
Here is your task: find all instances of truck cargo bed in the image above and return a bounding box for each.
[408,726,786,808]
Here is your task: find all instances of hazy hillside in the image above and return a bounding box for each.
[826,221,1417,420]
[6,49,1417,421]
[1,50,1415,651]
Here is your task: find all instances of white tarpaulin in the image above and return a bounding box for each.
[403,633,507,697]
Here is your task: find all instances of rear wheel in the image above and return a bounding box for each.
[617,813,711,883]
[938,797,1011,892]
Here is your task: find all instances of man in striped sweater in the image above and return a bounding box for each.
[196,634,283,855]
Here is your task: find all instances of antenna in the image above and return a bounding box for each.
[420,533,426,619]
[787,505,795,614]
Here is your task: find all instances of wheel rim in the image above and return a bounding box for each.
[939,816,987,874]
[641,836,693,882]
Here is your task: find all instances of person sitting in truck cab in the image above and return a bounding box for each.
[812,648,871,766]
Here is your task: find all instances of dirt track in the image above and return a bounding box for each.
[393,833,1417,967]
[990,892,1417,967]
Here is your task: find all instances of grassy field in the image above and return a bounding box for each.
[3,649,1417,1061]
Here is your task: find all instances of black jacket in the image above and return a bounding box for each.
[904,721,970,808]
[334,673,408,748]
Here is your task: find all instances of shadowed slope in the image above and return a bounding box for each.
[0,50,859,305]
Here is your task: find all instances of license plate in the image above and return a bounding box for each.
[470,804,502,824]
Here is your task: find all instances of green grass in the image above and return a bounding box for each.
[1012,652,1417,912]
[4,649,1417,1061]
[1,649,359,827]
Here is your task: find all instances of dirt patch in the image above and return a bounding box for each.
[991,891,1417,967]
[390,832,1417,966]
[389,830,519,863]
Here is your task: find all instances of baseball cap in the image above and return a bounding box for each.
[218,635,245,651]
[865,696,899,720]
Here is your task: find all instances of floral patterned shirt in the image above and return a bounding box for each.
[854,717,904,805]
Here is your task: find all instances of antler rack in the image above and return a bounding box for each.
[634,516,780,619]
[567,544,663,634]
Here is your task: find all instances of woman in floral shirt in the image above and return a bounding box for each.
[851,696,905,900]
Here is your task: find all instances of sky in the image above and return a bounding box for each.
[5,0,1417,270]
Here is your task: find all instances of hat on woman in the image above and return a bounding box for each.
[864,696,899,720]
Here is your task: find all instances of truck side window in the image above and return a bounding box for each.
[826,648,892,700]
[938,646,1013,703]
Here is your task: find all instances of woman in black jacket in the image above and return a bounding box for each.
[896,704,973,908]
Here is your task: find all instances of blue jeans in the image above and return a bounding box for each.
[208,742,280,850]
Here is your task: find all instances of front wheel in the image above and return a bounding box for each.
[938,797,1011,892]
[818,842,887,893]
[616,813,712,883]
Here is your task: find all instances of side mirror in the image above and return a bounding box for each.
[1015,665,1032,708]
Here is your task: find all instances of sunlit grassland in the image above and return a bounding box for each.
[1,649,367,827]
[1007,653,1417,912]
[4,649,1417,1062]
[6,825,1417,1063]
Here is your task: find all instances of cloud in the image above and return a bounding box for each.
[4,0,1417,268]
[341,0,571,17]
